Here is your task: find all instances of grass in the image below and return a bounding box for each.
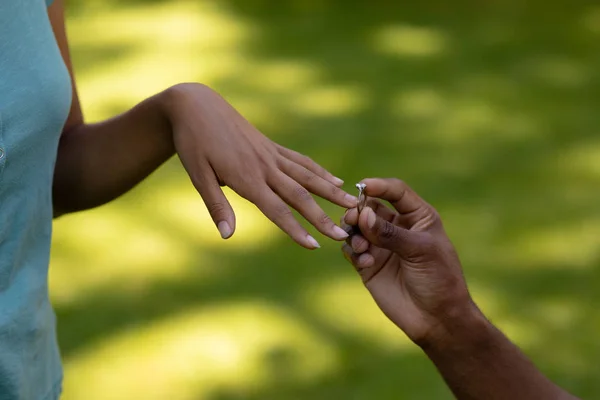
[51,0,600,398]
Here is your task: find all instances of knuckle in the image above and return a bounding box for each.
[275,155,286,169]
[293,185,313,202]
[430,208,442,223]
[329,184,341,198]
[256,149,277,170]
[318,213,333,226]
[273,204,294,220]
[302,169,317,184]
[207,201,227,216]
[422,207,442,227]
[302,155,314,165]
[379,221,397,240]
[390,178,407,190]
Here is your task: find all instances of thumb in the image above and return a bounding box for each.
[358,207,419,254]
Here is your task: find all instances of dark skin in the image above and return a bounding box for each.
[342,178,580,400]
[48,1,357,249]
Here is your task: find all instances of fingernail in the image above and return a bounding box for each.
[333,226,349,240]
[333,177,344,186]
[306,235,321,249]
[345,194,358,205]
[342,244,353,257]
[218,221,233,239]
[366,208,376,229]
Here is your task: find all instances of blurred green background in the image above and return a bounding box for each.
[50,0,600,398]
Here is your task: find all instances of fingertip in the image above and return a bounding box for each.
[217,221,233,239]
[344,208,359,225]
[344,193,359,207]
[332,225,350,240]
[351,234,369,254]
[358,207,376,230]
[306,234,321,249]
[357,253,375,267]
[332,176,345,187]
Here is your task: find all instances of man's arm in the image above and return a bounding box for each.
[422,306,578,400]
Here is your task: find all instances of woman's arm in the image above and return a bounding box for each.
[48,1,356,247]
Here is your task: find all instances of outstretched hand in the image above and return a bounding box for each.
[165,83,357,249]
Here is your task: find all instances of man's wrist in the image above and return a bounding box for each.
[419,301,492,355]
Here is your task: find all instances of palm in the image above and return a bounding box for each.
[360,246,434,341]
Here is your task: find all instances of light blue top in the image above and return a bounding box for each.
[0,0,72,398]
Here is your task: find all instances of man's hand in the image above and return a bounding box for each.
[164,83,357,249]
[341,178,475,345]
[341,178,580,400]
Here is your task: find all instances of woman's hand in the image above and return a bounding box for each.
[341,178,476,345]
[162,83,357,249]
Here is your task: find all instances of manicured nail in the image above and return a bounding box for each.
[366,207,376,229]
[333,226,349,240]
[333,177,344,186]
[218,221,233,239]
[345,194,358,205]
[306,235,321,249]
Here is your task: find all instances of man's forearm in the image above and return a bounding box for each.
[53,91,174,216]
[421,309,579,400]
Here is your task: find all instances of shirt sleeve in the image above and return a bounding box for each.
[46,0,54,7]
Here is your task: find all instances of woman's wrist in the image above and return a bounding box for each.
[160,83,214,124]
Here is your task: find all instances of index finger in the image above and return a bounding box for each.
[360,178,429,216]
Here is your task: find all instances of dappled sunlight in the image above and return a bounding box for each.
[465,283,540,348]
[502,218,600,269]
[240,61,322,94]
[50,208,196,304]
[372,25,448,58]
[301,274,414,351]
[561,139,600,179]
[582,6,600,35]
[530,299,583,330]
[68,2,256,120]
[50,180,278,303]
[442,99,501,137]
[61,301,339,400]
[391,87,445,119]
[391,85,540,148]
[517,55,590,88]
[291,85,369,117]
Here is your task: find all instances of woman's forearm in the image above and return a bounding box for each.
[52,90,174,216]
